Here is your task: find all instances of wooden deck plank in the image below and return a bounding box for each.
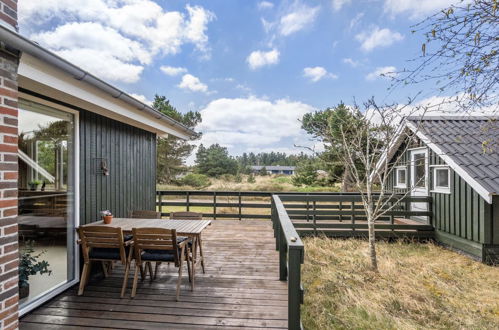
[20,220,287,329]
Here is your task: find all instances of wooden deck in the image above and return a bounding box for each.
[20,220,288,329]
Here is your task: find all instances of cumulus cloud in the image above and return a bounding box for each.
[366,66,397,81]
[197,97,315,149]
[303,66,338,82]
[258,1,274,10]
[178,74,208,93]
[160,66,187,76]
[356,26,404,52]
[247,49,280,70]
[384,0,463,19]
[278,3,320,36]
[19,0,215,83]
[331,0,351,11]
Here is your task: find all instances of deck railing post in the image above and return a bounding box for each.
[186,191,190,212]
[238,192,242,221]
[279,226,288,281]
[213,191,217,220]
[288,246,304,330]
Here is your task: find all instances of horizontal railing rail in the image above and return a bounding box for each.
[271,195,304,330]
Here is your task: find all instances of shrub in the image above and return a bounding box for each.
[234,173,243,183]
[220,174,236,182]
[179,173,211,188]
[247,173,256,183]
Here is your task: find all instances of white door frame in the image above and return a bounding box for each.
[410,148,429,222]
[18,95,80,316]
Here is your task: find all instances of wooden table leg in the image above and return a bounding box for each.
[191,235,197,291]
[198,234,206,274]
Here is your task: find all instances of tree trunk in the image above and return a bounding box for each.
[341,167,353,192]
[367,200,378,270]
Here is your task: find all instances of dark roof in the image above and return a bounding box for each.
[406,116,499,196]
[250,166,296,171]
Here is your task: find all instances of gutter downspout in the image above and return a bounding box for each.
[0,25,198,140]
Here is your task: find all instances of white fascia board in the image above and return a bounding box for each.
[18,53,190,140]
[405,121,493,204]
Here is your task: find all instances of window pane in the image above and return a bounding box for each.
[18,101,76,308]
[397,169,406,184]
[436,169,449,188]
[414,154,426,187]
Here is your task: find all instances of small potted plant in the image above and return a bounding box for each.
[101,210,113,224]
[19,241,52,299]
[28,180,42,191]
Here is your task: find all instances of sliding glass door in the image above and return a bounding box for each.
[17,99,78,313]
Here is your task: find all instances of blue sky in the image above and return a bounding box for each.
[18,0,460,161]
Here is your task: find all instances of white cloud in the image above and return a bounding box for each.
[303,66,338,82]
[278,4,320,36]
[160,66,188,76]
[366,66,397,81]
[57,48,144,83]
[19,1,215,83]
[342,58,359,67]
[258,1,274,10]
[355,26,404,52]
[129,93,152,106]
[384,0,463,19]
[178,74,208,93]
[332,0,351,11]
[197,97,316,148]
[247,49,280,70]
[349,12,364,30]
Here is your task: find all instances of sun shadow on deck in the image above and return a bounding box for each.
[20,220,288,329]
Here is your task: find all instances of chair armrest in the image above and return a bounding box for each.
[124,240,134,246]
[177,238,191,248]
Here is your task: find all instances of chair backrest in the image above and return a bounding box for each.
[129,210,162,219]
[132,227,179,265]
[78,226,126,263]
[170,211,202,220]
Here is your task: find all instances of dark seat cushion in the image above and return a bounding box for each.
[141,250,175,262]
[89,246,129,260]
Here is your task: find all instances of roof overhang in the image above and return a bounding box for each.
[1,25,197,140]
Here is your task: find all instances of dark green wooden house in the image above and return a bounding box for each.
[382,116,499,263]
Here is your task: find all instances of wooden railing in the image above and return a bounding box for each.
[156,190,363,220]
[271,195,304,330]
[278,194,434,237]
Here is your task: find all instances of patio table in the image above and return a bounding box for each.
[81,218,211,289]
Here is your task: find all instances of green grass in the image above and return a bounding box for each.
[302,237,499,329]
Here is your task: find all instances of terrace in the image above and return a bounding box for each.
[20,190,432,329]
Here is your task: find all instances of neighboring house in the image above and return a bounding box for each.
[381,116,499,263]
[250,165,296,175]
[0,10,196,327]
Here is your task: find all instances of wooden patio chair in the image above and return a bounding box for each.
[129,210,162,219]
[170,211,206,273]
[77,226,132,296]
[127,227,192,301]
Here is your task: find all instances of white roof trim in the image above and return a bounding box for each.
[18,53,191,140]
[405,121,493,204]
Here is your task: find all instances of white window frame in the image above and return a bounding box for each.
[394,166,407,188]
[431,165,451,194]
[18,94,80,316]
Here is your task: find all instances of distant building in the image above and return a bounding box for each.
[250,165,296,175]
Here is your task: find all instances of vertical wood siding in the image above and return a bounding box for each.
[79,110,156,224]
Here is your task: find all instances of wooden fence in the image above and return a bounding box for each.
[156,190,363,220]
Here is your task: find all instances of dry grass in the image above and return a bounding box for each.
[302,237,499,330]
[158,175,340,192]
